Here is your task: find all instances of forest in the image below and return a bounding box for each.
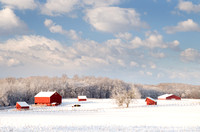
[0,75,200,106]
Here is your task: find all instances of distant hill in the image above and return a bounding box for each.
[135,83,200,99]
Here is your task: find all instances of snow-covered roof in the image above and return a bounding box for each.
[34,91,56,97]
[17,102,29,107]
[158,94,173,99]
[78,96,87,99]
[146,97,157,102]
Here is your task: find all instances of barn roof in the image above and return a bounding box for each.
[34,91,56,97]
[158,94,173,99]
[78,96,87,99]
[17,102,29,107]
[146,97,157,102]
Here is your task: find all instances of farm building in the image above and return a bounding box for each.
[34,91,62,106]
[158,94,181,100]
[16,102,29,110]
[145,97,157,105]
[78,96,87,101]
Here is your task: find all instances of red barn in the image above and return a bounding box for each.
[16,102,29,110]
[145,97,157,105]
[34,91,62,106]
[78,96,87,101]
[158,94,181,100]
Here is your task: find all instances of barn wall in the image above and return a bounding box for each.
[16,103,21,109]
[78,99,87,101]
[16,103,29,109]
[146,98,157,105]
[167,95,181,100]
[35,97,50,104]
[50,93,62,104]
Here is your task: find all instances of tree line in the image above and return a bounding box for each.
[0,75,199,107]
[0,75,140,106]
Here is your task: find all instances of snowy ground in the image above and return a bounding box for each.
[0,99,200,132]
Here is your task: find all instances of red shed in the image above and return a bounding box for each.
[78,96,87,101]
[16,102,29,110]
[145,97,157,105]
[158,94,181,100]
[34,91,62,106]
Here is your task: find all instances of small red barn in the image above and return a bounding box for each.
[16,102,29,110]
[78,96,87,101]
[34,91,62,106]
[158,94,181,100]
[145,97,157,105]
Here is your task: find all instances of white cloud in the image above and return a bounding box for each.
[0,0,36,10]
[44,19,80,40]
[0,34,190,83]
[0,56,21,67]
[130,32,179,49]
[0,8,27,35]
[164,19,200,34]
[130,61,139,67]
[114,32,132,41]
[177,0,200,13]
[41,0,78,16]
[150,52,165,58]
[85,7,148,33]
[141,65,146,68]
[180,48,200,62]
[150,63,156,69]
[82,0,120,7]
[0,35,123,69]
[146,71,153,76]
[40,0,121,16]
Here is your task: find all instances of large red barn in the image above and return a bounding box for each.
[145,97,157,105]
[16,102,29,110]
[158,94,181,100]
[78,96,87,101]
[34,91,62,106]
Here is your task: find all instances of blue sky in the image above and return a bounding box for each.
[0,0,200,84]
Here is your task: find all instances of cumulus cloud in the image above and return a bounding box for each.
[164,19,200,34]
[114,32,132,41]
[40,0,120,16]
[0,56,21,67]
[130,32,179,49]
[0,0,36,10]
[149,52,165,58]
[85,7,148,33]
[44,19,80,40]
[41,0,79,16]
[0,35,122,69]
[180,48,200,62]
[0,32,181,79]
[0,8,28,35]
[82,0,120,7]
[130,61,139,67]
[146,71,153,76]
[177,0,200,13]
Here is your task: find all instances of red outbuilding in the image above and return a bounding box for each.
[158,94,181,100]
[78,96,87,101]
[16,102,29,110]
[34,91,62,106]
[145,97,157,105]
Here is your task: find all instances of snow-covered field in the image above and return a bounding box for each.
[0,99,200,132]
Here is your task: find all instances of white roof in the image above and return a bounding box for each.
[158,94,173,99]
[78,96,87,99]
[146,97,157,102]
[17,102,29,107]
[34,91,56,97]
